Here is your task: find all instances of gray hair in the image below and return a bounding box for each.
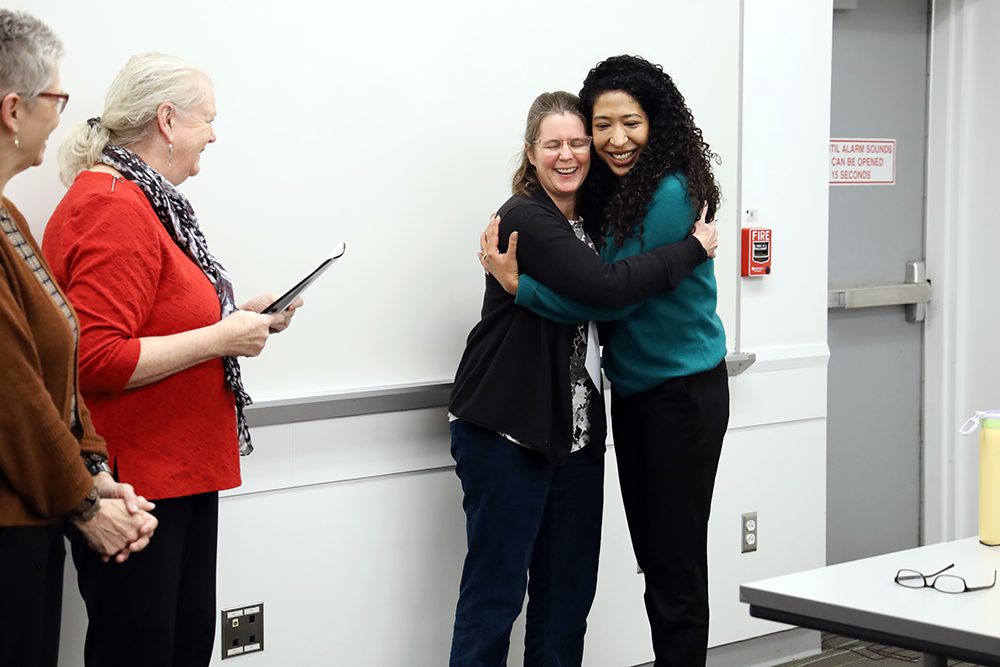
[59,51,210,186]
[0,9,64,103]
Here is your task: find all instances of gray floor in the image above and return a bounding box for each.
[772,634,982,667]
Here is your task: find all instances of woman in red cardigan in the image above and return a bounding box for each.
[43,52,302,667]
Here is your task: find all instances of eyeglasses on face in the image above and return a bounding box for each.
[894,563,998,594]
[35,92,70,114]
[532,137,592,156]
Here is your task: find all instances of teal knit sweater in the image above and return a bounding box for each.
[515,172,727,397]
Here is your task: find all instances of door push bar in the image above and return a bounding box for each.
[827,260,930,323]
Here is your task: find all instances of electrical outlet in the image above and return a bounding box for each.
[742,512,758,553]
[221,602,264,659]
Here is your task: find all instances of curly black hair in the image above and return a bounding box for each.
[578,55,721,249]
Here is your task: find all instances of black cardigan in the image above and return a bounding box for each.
[449,188,706,465]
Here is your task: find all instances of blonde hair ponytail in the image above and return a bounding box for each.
[59,120,111,186]
[58,51,209,186]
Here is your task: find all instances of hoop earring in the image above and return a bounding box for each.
[168,143,173,167]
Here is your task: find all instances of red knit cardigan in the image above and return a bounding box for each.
[43,172,241,500]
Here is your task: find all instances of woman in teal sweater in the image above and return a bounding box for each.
[485,55,728,667]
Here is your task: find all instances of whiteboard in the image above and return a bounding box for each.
[11,0,740,401]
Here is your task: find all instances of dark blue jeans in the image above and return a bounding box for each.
[449,420,604,667]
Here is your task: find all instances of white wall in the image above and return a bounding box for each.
[11,0,740,399]
[925,0,1000,544]
[710,0,833,649]
[52,0,836,665]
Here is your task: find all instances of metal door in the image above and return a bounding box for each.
[827,0,929,565]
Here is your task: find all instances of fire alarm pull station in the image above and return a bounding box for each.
[741,228,771,277]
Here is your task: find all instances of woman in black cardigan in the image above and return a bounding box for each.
[447,90,714,667]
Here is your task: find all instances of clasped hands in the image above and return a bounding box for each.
[73,473,158,563]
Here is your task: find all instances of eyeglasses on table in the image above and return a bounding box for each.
[894,563,997,594]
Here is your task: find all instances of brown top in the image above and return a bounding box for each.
[0,198,107,525]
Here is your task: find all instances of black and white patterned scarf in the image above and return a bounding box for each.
[100,145,255,456]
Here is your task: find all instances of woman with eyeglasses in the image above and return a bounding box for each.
[0,11,159,667]
[447,90,716,667]
[42,52,302,667]
[482,55,728,667]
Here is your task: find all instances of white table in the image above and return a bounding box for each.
[740,538,1000,667]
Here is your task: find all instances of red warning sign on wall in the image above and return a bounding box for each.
[741,228,771,277]
[829,139,895,185]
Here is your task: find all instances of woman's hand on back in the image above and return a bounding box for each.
[691,201,718,259]
[479,214,521,295]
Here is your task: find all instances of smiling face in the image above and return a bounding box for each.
[527,112,590,219]
[18,66,63,170]
[167,78,216,185]
[591,90,649,177]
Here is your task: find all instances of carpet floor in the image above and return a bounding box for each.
[770,634,982,667]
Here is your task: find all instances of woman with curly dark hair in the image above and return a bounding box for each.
[452,84,719,667]
[483,54,728,667]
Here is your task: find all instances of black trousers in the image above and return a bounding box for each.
[611,361,729,667]
[67,491,219,667]
[0,524,65,667]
